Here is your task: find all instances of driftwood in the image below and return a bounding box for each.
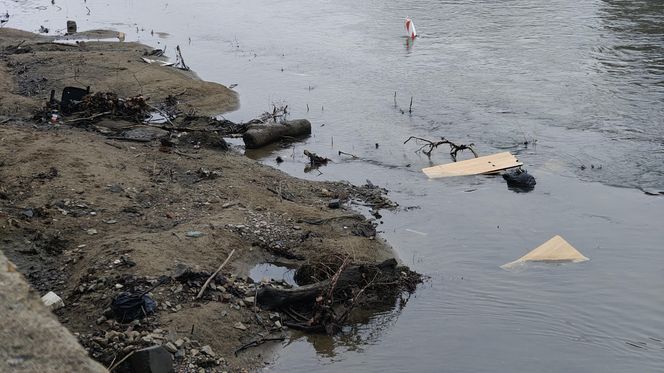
[256,259,399,310]
[242,119,311,149]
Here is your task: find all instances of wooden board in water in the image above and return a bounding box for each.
[422,152,522,178]
[501,235,589,269]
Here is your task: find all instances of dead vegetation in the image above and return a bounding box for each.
[257,254,422,334]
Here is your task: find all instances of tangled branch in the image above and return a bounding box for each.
[404,136,478,161]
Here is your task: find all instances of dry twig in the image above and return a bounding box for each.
[196,249,235,299]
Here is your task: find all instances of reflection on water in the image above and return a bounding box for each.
[249,263,297,286]
[595,0,664,88]
[282,298,407,359]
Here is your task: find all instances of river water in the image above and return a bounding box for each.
[4,0,664,371]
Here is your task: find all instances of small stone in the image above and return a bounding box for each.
[190,348,199,356]
[87,228,98,235]
[274,320,282,328]
[174,339,185,348]
[201,345,215,357]
[164,342,178,353]
[115,283,124,289]
[222,293,232,302]
[186,231,204,238]
[41,291,64,310]
[96,316,106,325]
[104,219,118,224]
[244,296,255,305]
[233,322,247,331]
[328,199,341,209]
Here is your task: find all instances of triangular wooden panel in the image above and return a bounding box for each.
[501,235,589,269]
[422,152,522,178]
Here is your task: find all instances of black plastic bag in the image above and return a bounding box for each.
[110,292,157,323]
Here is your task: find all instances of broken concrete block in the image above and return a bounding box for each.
[129,345,174,373]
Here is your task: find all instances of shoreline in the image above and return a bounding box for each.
[0,28,415,372]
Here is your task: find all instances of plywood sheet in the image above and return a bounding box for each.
[501,235,589,269]
[422,152,522,178]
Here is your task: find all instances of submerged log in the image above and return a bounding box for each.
[256,258,398,310]
[242,119,311,149]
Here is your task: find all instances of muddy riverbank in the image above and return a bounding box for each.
[0,28,419,372]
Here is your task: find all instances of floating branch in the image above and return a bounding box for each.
[404,136,478,161]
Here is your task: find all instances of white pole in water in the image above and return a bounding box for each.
[405,17,417,39]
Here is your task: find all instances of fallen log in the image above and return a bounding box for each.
[242,119,311,149]
[256,258,399,310]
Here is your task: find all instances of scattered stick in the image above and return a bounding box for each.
[173,150,201,159]
[234,336,286,356]
[266,186,295,202]
[409,96,413,113]
[64,111,111,125]
[108,350,135,372]
[338,151,359,159]
[196,249,235,299]
[103,141,124,149]
[298,215,364,225]
[105,136,151,143]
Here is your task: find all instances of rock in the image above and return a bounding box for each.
[200,345,215,357]
[164,342,178,353]
[328,199,341,209]
[108,184,124,193]
[233,322,247,331]
[126,331,141,342]
[41,291,64,310]
[244,296,255,305]
[129,345,174,373]
[87,228,98,235]
[174,339,185,348]
[122,127,169,142]
[274,321,282,328]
